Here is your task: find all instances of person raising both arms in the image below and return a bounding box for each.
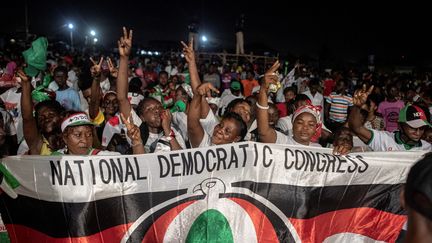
[188,82,247,147]
[349,84,432,151]
[181,39,255,141]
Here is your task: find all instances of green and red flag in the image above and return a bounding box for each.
[0,142,420,242]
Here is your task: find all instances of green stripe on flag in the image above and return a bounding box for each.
[0,232,10,243]
[0,163,19,189]
[186,209,234,243]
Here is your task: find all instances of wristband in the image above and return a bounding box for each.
[256,102,269,110]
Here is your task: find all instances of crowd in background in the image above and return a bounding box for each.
[0,26,432,242]
[0,27,432,158]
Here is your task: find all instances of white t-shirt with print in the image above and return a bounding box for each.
[199,110,219,136]
[0,108,16,136]
[102,109,186,152]
[277,115,293,135]
[275,132,322,147]
[129,109,186,152]
[198,131,213,148]
[368,129,432,152]
[199,110,256,141]
[172,111,188,142]
[0,87,22,141]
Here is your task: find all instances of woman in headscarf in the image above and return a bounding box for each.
[52,112,144,155]
[256,61,322,147]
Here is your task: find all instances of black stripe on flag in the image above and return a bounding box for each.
[0,189,188,238]
[231,181,406,218]
[0,182,406,239]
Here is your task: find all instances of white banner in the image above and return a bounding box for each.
[0,142,424,243]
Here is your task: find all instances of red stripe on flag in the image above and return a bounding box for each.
[289,207,406,243]
[230,198,279,243]
[5,223,133,243]
[142,200,195,243]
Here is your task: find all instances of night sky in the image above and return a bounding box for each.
[1,1,431,62]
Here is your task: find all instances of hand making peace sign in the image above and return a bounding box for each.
[353,84,374,107]
[118,27,133,57]
[120,112,141,144]
[89,57,103,78]
[107,57,118,78]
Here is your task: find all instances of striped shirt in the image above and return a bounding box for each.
[326,92,353,122]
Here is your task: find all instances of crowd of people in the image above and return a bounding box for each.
[2,28,432,156]
[1,26,432,241]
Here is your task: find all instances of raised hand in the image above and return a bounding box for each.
[181,39,195,63]
[16,69,30,84]
[118,27,133,57]
[295,59,300,69]
[90,57,103,78]
[107,57,119,78]
[353,84,374,107]
[160,110,173,135]
[120,113,141,143]
[196,82,220,97]
[262,60,281,90]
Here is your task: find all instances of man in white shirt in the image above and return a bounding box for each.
[302,78,324,119]
[0,86,22,141]
[349,85,431,152]
[203,64,221,90]
[0,108,17,155]
[219,80,244,115]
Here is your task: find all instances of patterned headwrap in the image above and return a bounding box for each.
[292,104,322,142]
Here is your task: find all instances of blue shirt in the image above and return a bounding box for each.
[56,87,81,111]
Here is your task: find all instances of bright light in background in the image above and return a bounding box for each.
[90,30,96,36]
[68,23,74,29]
[93,38,98,43]
[201,35,207,42]
[148,51,153,56]
[154,51,159,55]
